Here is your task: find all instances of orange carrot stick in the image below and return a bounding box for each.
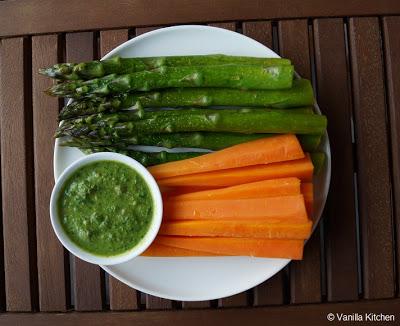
[167,177,300,201]
[301,182,314,217]
[164,194,308,222]
[149,134,304,179]
[158,155,313,188]
[159,220,312,240]
[141,243,220,257]
[155,236,304,259]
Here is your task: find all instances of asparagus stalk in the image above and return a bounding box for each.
[62,132,322,152]
[56,108,327,139]
[311,152,326,174]
[39,55,291,80]
[58,107,314,137]
[47,65,294,98]
[59,79,313,120]
[82,146,204,166]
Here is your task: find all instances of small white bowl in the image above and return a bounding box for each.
[50,152,163,265]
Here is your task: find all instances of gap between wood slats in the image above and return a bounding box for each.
[0,39,5,311]
[277,19,323,304]
[348,17,395,299]
[65,32,105,311]
[381,16,400,298]
[57,34,72,310]
[308,19,328,303]
[99,29,140,311]
[313,18,360,302]
[343,19,364,299]
[0,36,39,312]
[31,34,69,312]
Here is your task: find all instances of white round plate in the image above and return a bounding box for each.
[54,25,331,301]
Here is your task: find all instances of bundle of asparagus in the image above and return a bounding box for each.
[41,54,327,166]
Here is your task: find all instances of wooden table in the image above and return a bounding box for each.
[0,1,399,325]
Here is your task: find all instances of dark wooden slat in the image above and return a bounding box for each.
[1,298,400,326]
[2,0,400,37]
[279,20,311,78]
[313,18,359,302]
[208,22,236,30]
[108,277,138,311]
[0,37,33,312]
[242,21,272,47]
[182,301,211,309]
[135,27,164,35]
[211,20,249,308]
[32,34,67,312]
[65,32,104,311]
[278,19,321,304]
[382,16,400,299]
[100,29,129,57]
[145,295,173,310]
[349,17,394,299]
[218,292,249,308]
[98,29,139,311]
[253,272,284,306]
[242,21,286,306]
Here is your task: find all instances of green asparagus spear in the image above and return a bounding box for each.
[62,132,322,152]
[40,55,291,80]
[82,146,204,166]
[47,65,294,98]
[59,79,313,119]
[56,108,327,139]
[311,152,326,174]
[57,107,314,137]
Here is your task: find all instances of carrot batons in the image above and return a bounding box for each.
[168,177,300,201]
[159,220,312,240]
[149,134,304,179]
[164,194,308,222]
[301,182,314,217]
[155,236,304,259]
[141,243,220,257]
[157,155,313,188]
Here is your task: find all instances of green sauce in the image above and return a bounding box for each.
[58,160,154,256]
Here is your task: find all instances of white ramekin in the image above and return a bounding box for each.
[50,152,163,265]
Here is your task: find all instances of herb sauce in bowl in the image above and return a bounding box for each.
[58,161,153,256]
[50,152,162,265]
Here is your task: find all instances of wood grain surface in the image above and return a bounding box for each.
[382,15,400,298]
[1,298,399,326]
[0,3,399,315]
[65,32,104,311]
[100,29,129,57]
[313,18,359,301]
[1,0,400,37]
[349,17,395,299]
[242,21,272,47]
[278,19,322,304]
[0,37,35,312]
[32,34,68,312]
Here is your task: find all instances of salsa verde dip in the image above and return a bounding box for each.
[57,160,154,256]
